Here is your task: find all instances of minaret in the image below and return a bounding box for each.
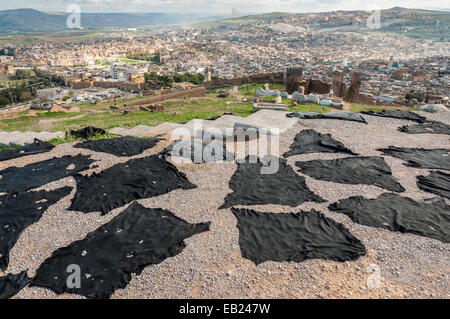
[387,56,394,72]
[204,67,211,82]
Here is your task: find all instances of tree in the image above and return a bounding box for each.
[241,76,250,85]
[19,91,31,102]
[0,96,10,107]
[145,72,204,87]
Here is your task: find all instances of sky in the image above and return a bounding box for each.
[0,0,448,14]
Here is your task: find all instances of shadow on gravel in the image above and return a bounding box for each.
[232,208,366,265]
[329,193,450,243]
[283,129,357,158]
[295,156,405,193]
[0,155,95,193]
[69,155,197,215]
[31,202,210,299]
[220,156,325,209]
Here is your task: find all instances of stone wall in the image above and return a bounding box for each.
[284,67,303,94]
[304,78,331,95]
[70,81,93,89]
[93,81,143,91]
[69,79,143,91]
[331,71,346,97]
[0,104,31,119]
[202,72,284,89]
[345,73,361,103]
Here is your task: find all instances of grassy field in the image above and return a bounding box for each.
[0,95,254,132]
[51,96,255,132]
[238,83,285,96]
[117,58,147,65]
[0,86,416,133]
[0,111,83,132]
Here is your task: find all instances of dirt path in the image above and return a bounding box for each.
[35,113,89,131]
[342,102,351,111]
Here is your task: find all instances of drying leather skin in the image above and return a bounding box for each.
[232,208,366,265]
[329,193,450,243]
[417,171,450,200]
[31,202,210,299]
[66,126,106,139]
[0,139,54,162]
[287,111,367,124]
[361,110,426,123]
[398,121,450,135]
[0,154,95,193]
[283,129,357,157]
[379,146,450,170]
[221,156,325,209]
[296,156,406,193]
[69,155,197,215]
[74,136,161,157]
[0,272,31,299]
[0,187,73,270]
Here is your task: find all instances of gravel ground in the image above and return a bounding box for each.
[1,110,449,299]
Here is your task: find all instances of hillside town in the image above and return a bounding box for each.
[0,26,448,108]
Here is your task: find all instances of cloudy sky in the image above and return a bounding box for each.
[0,0,447,14]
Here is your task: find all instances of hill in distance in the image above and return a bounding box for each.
[0,7,449,41]
[196,7,450,41]
[0,8,225,33]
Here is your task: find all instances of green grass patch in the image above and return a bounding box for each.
[117,57,147,65]
[0,144,21,151]
[47,131,118,146]
[0,111,84,132]
[0,112,82,132]
[50,97,253,132]
[1,85,419,136]
[289,103,332,113]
